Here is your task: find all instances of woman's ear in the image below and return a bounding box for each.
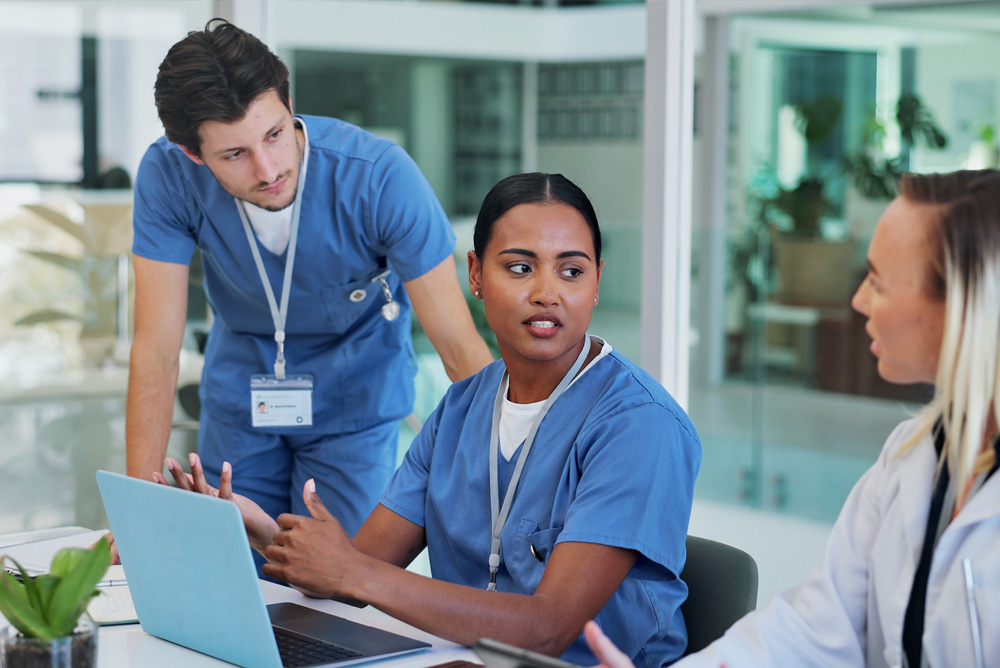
[592,260,603,305]
[468,250,483,298]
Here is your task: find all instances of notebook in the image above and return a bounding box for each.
[96,470,431,668]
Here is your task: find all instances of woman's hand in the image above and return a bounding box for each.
[262,479,372,600]
[153,453,279,554]
[584,621,636,668]
[97,532,120,565]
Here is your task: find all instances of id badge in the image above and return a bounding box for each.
[250,374,313,427]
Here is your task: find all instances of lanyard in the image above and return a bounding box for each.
[235,146,309,381]
[487,337,591,591]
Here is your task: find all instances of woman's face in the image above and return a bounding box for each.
[851,196,945,385]
[469,201,602,372]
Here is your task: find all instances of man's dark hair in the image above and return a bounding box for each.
[154,19,290,156]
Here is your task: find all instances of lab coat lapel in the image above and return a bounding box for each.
[897,438,939,559]
[947,472,1000,530]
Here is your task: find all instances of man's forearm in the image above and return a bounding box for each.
[125,348,181,480]
[404,256,495,382]
[440,336,493,381]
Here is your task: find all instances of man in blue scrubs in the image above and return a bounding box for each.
[125,20,492,557]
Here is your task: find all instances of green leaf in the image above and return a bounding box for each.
[49,547,87,579]
[14,309,82,326]
[47,536,111,636]
[24,250,82,273]
[0,563,29,608]
[35,574,60,619]
[7,558,45,618]
[0,565,53,638]
[21,204,88,245]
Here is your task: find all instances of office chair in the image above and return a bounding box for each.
[680,535,759,656]
[177,383,201,422]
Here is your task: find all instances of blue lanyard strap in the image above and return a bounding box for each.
[486,336,592,591]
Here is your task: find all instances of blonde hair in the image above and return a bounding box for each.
[901,170,1000,505]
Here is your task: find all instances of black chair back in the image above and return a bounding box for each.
[680,535,759,656]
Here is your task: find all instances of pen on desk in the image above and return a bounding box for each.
[962,558,985,668]
[97,578,128,588]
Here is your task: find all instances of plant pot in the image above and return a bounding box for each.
[772,236,856,306]
[968,140,1000,169]
[0,614,97,668]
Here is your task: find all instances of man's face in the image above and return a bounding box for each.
[181,90,301,211]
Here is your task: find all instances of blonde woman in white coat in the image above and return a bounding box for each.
[585,169,1000,668]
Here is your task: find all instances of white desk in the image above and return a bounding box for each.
[94,581,476,667]
[746,302,821,383]
[0,529,476,668]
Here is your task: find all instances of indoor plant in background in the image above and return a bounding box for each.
[968,122,998,169]
[764,95,856,306]
[15,192,133,367]
[843,94,948,204]
[0,536,110,668]
[842,94,948,246]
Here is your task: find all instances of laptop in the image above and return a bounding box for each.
[96,470,430,668]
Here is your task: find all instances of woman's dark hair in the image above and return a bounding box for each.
[473,172,602,262]
[154,19,291,156]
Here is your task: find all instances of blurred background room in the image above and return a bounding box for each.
[1,0,998,605]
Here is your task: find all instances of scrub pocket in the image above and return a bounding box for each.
[320,270,385,334]
[504,519,563,590]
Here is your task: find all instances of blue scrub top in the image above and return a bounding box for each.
[381,350,702,668]
[132,115,456,433]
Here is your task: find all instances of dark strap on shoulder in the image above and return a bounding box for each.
[901,424,948,668]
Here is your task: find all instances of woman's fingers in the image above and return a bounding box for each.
[101,532,121,565]
[219,461,234,500]
[188,453,215,495]
[584,621,635,668]
[165,458,195,490]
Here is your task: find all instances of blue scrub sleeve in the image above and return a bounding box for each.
[132,144,199,265]
[366,145,456,283]
[379,396,445,527]
[558,401,701,577]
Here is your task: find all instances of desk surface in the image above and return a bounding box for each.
[96,580,476,668]
[0,529,475,668]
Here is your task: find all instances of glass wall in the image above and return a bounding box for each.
[0,0,646,532]
[7,0,996,544]
[688,3,1000,523]
[0,1,212,533]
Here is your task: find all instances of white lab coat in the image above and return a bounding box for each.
[676,418,1000,668]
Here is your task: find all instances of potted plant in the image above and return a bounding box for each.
[968,122,998,169]
[843,93,948,200]
[759,95,857,306]
[841,94,948,247]
[768,95,844,238]
[0,536,110,668]
[15,191,133,367]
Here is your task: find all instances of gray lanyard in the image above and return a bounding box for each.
[235,148,308,381]
[487,337,591,591]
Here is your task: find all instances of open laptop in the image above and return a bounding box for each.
[96,470,430,668]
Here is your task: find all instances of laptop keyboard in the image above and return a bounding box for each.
[274,628,365,667]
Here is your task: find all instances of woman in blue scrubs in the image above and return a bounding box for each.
[163,173,701,667]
